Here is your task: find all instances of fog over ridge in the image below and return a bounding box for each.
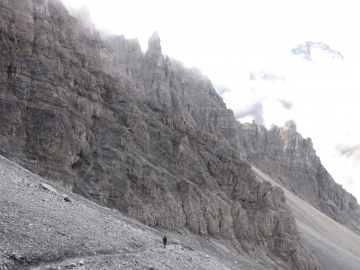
[58,0,360,201]
[218,45,360,201]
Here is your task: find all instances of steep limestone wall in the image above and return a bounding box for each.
[240,120,360,235]
[0,0,326,268]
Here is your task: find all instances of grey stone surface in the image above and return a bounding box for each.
[0,154,254,270]
[0,0,358,269]
[40,183,58,194]
[1,148,360,270]
[241,120,360,236]
[0,1,320,268]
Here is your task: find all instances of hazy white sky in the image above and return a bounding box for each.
[60,0,360,201]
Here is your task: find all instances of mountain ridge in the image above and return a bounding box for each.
[291,41,344,61]
[240,120,360,236]
[0,0,359,269]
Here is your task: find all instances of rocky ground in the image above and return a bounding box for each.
[2,151,360,269]
[0,155,269,270]
[252,166,360,270]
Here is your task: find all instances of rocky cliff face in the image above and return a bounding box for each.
[240,120,360,236]
[0,0,354,269]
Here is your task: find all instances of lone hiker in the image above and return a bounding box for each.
[163,236,167,248]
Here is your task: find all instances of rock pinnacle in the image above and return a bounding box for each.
[148,31,161,52]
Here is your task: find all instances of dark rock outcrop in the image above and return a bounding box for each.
[241,120,360,236]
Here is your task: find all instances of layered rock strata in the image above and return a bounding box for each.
[240,120,360,235]
[0,0,350,268]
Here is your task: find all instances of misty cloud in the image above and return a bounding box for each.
[279,100,292,109]
[344,176,354,188]
[216,43,360,201]
[234,99,292,125]
[336,144,360,163]
[60,0,84,16]
[213,84,231,95]
[235,102,264,125]
[249,70,284,82]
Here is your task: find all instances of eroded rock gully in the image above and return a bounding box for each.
[0,0,355,269]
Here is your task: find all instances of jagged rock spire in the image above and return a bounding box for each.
[284,119,297,131]
[148,31,161,52]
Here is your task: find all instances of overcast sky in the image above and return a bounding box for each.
[61,0,360,201]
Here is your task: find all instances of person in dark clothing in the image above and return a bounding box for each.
[163,236,167,248]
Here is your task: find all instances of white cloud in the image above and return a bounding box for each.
[220,49,360,201]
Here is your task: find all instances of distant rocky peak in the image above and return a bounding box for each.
[284,119,297,131]
[148,31,161,52]
[291,41,344,61]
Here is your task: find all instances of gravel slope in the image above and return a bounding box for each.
[0,155,267,270]
[252,166,360,270]
[2,154,359,269]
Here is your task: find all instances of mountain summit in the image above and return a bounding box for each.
[291,41,344,61]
